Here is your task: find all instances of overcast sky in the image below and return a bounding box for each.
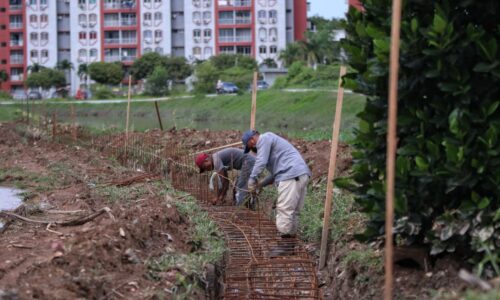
[309,0,348,19]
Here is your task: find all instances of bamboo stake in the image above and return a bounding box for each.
[125,75,132,159]
[385,1,403,299]
[318,65,347,269]
[190,141,243,156]
[250,71,258,130]
[154,101,164,131]
[71,104,77,142]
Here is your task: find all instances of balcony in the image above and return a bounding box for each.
[10,40,23,47]
[104,55,121,62]
[104,38,137,45]
[9,22,23,29]
[9,4,22,11]
[103,1,136,10]
[219,18,251,25]
[10,74,24,81]
[219,35,251,43]
[104,38,120,44]
[10,56,24,64]
[121,55,136,62]
[104,19,137,27]
[218,0,251,7]
[121,37,137,44]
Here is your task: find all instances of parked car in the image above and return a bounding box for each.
[257,80,269,90]
[217,82,239,94]
[27,91,42,100]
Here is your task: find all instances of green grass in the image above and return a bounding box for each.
[0,90,366,141]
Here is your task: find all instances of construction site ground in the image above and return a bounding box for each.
[0,122,488,299]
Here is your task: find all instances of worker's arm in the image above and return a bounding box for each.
[217,169,229,201]
[259,175,274,188]
[249,136,271,180]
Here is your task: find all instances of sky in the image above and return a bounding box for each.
[309,0,348,19]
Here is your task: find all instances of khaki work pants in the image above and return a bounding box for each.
[276,174,309,235]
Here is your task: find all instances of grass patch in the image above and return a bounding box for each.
[0,166,55,191]
[147,191,225,299]
[93,184,148,204]
[0,90,366,142]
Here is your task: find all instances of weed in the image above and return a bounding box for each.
[94,184,148,204]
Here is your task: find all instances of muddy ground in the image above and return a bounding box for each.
[0,122,495,299]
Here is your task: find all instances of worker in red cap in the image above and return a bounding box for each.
[195,148,257,206]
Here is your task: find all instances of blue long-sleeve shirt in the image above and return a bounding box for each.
[250,132,311,183]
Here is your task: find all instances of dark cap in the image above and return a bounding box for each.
[241,130,257,153]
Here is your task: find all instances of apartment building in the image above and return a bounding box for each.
[0,0,307,96]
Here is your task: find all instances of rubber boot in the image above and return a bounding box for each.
[268,234,296,258]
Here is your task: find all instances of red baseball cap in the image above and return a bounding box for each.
[195,153,209,173]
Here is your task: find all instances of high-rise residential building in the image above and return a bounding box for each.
[0,0,307,96]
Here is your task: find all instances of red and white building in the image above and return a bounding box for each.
[0,0,307,96]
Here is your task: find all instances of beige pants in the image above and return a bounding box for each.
[276,174,309,235]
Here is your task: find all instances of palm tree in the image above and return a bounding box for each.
[0,70,9,85]
[27,63,45,73]
[260,58,278,68]
[278,42,304,67]
[56,59,73,86]
[77,63,88,82]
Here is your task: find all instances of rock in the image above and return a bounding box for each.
[122,248,140,264]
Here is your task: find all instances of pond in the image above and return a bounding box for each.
[0,187,24,229]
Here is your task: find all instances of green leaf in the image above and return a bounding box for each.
[432,13,447,34]
[473,61,500,73]
[415,156,429,171]
[486,101,500,116]
[411,18,418,33]
[478,197,490,209]
[373,38,390,54]
[448,109,460,136]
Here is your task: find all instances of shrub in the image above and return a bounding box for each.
[91,84,114,99]
[341,0,500,277]
[88,62,123,85]
[194,61,220,94]
[0,91,12,100]
[145,66,170,97]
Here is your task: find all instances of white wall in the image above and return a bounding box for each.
[254,0,286,66]
[184,0,215,62]
[140,0,171,56]
[69,0,101,94]
[26,0,59,69]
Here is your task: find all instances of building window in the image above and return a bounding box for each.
[89,13,97,24]
[144,0,151,3]
[258,10,266,24]
[30,50,38,58]
[89,49,97,59]
[259,28,267,42]
[154,0,162,3]
[193,29,201,43]
[259,46,266,54]
[40,14,48,23]
[193,12,201,25]
[40,32,48,43]
[193,0,201,8]
[154,30,162,39]
[144,47,152,53]
[269,28,277,42]
[193,47,201,56]
[79,14,87,26]
[79,32,87,40]
[155,47,163,54]
[269,10,277,23]
[154,12,162,20]
[30,32,38,42]
[144,12,152,20]
[270,45,277,54]
[89,0,96,5]
[29,0,36,5]
[203,29,211,41]
[41,50,48,58]
[29,15,38,24]
[40,0,47,5]
[204,47,212,56]
[89,31,97,39]
[78,49,87,61]
[203,11,211,24]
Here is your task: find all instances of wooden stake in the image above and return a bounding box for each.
[191,141,243,156]
[125,75,132,158]
[154,101,164,131]
[52,112,56,143]
[250,71,258,130]
[385,1,403,299]
[318,65,347,269]
[71,104,77,141]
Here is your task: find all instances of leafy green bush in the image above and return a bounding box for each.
[341,0,500,277]
[194,61,220,94]
[0,91,12,100]
[145,66,170,96]
[91,84,114,99]
[88,62,123,85]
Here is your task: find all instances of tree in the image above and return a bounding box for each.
[278,42,304,67]
[130,52,164,80]
[342,0,500,277]
[0,70,9,85]
[88,62,123,85]
[163,56,192,82]
[27,63,45,73]
[260,58,278,68]
[210,54,257,71]
[26,68,65,90]
[193,61,220,94]
[55,59,73,72]
[77,63,89,82]
[144,66,170,96]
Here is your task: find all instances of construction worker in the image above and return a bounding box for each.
[242,130,311,257]
[195,148,255,206]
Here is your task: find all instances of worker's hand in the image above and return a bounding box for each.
[248,178,257,194]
